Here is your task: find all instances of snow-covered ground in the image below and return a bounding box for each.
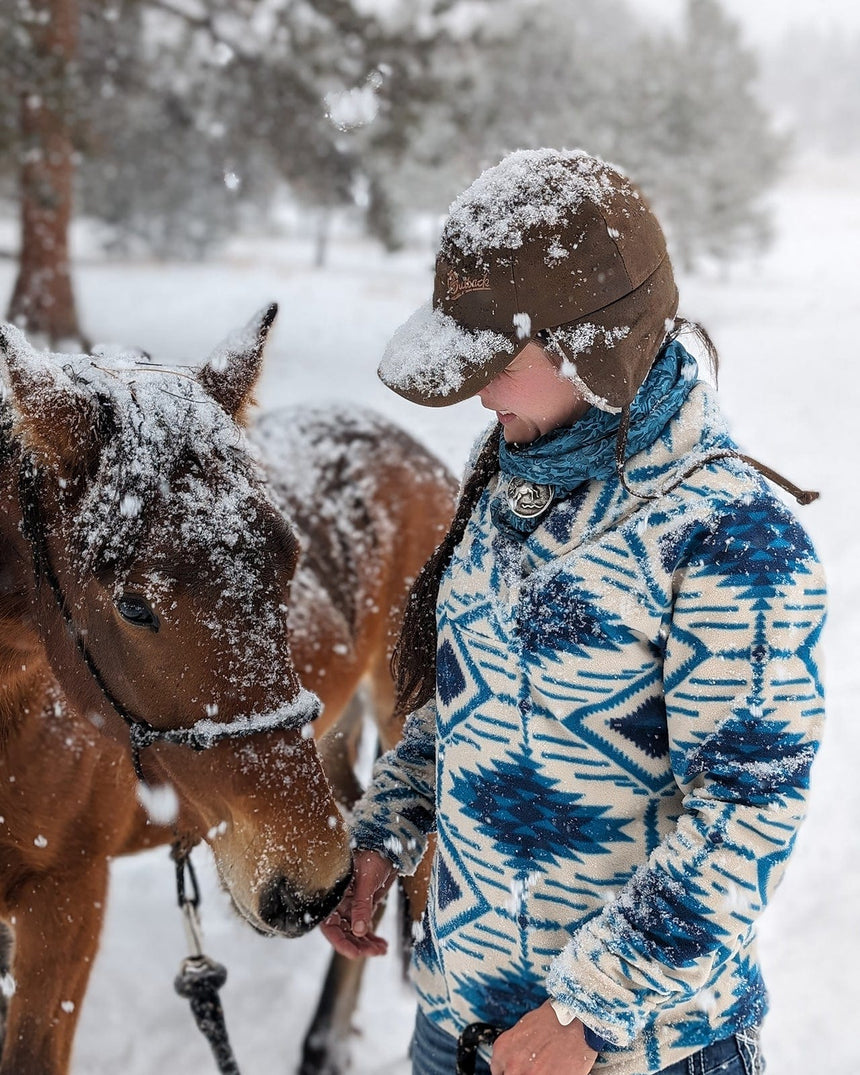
[1,154,858,1072]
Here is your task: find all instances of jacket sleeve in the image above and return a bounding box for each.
[349,699,438,875]
[545,497,826,1047]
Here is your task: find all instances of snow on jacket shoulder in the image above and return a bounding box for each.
[350,383,826,1075]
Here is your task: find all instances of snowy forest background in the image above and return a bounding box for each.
[3,0,860,343]
[1,0,859,1072]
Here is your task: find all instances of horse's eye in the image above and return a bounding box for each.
[115,595,160,632]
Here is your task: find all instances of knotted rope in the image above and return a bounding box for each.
[172,843,242,1075]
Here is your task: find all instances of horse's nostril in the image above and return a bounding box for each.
[258,879,302,936]
[258,869,352,937]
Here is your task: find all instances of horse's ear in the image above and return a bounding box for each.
[199,303,277,425]
[0,322,99,476]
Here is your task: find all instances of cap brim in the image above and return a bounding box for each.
[378,301,526,407]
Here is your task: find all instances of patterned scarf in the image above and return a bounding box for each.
[492,340,699,537]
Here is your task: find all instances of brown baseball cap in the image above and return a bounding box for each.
[378,148,678,410]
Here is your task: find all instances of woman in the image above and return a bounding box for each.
[321,149,825,1075]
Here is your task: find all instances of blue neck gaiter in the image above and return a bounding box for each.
[492,340,699,537]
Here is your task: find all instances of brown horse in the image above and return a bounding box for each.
[0,308,455,1075]
[253,404,455,1074]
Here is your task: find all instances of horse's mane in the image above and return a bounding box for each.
[0,390,14,471]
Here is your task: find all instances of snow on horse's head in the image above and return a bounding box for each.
[0,308,351,937]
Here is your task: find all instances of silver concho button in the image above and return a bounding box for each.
[506,477,555,519]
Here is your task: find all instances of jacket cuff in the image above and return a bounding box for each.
[349,817,428,876]
[546,945,641,1048]
[582,1025,610,1052]
[549,999,610,1052]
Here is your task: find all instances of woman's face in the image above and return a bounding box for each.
[476,342,589,444]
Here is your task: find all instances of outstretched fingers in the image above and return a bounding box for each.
[320,849,397,959]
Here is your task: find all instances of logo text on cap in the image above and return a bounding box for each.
[446,269,491,303]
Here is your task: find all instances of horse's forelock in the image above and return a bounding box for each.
[67,363,266,582]
[38,361,295,695]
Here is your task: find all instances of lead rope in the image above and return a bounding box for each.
[456,1023,501,1075]
[172,842,243,1075]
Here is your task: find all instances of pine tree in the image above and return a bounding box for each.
[2,0,85,345]
[377,0,786,272]
[0,0,790,343]
[620,0,787,269]
[1,0,462,341]
[762,26,860,154]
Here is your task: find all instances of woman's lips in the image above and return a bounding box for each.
[496,412,516,424]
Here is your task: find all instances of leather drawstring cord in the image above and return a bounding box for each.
[734,453,819,506]
[614,406,820,506]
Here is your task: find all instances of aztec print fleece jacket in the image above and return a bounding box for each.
[350,350,826,1075]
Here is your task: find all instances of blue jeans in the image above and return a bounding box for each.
[410,1008,764,1075]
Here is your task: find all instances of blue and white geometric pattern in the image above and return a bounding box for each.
[350,383,826,1075]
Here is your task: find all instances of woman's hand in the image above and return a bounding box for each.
[490,1002,598,1075]
[319,849,397,958]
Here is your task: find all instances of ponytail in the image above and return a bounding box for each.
[391,425,502,718]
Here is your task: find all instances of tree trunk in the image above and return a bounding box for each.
[6,0,83,346]
[313,208,331,269]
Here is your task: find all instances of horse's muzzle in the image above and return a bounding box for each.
[258,866,352,938]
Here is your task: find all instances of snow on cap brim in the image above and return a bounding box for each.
[377,301,521,407]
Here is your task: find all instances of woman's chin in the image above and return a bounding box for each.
[501,419,539,444]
